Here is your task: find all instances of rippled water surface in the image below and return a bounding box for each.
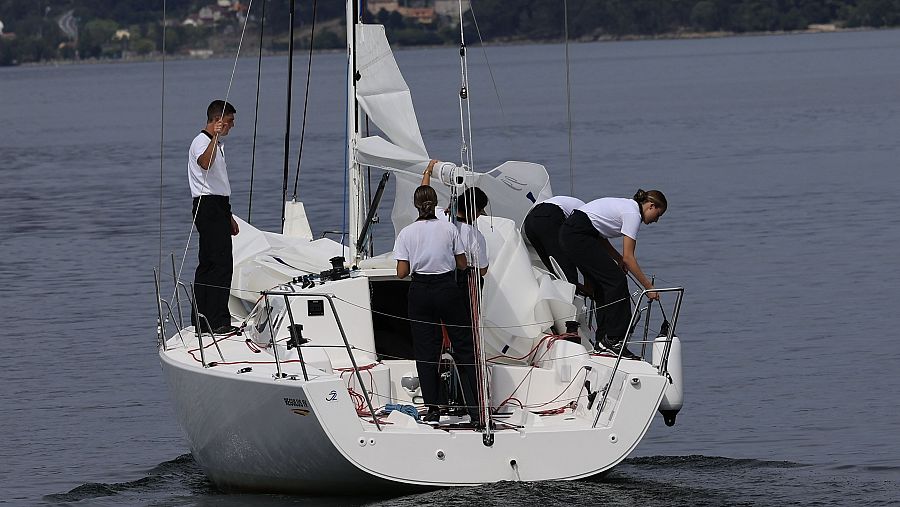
[2,28,899,506]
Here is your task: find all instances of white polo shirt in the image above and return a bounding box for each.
[394,219,464,274]
[188,131,231,198]
[458,221,489,269]
[541,195,585,218]
[577,197,641,240]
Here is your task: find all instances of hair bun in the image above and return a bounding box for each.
[633,189,647,201]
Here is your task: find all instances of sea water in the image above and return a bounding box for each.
[1,28,899,506]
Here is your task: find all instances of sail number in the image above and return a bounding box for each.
[284,397,309,408]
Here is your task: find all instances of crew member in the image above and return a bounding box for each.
[422,160,489,278]
[394,185,481,425]
[188,99,240,335]
[523,195,585,284]
[559,189,667,359]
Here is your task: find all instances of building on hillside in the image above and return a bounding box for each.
[366,0,400,14]
[434,0,469,21]
[399,6,436,24]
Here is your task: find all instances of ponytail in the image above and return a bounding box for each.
[633,188,667,211]
[413,185,438,221]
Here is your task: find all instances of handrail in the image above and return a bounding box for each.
[171,253,184,329]
[282,294,309,381]
[263,289,382,431]
[154,267,190,351]
[263,294,283,379]
[154,268,164,348]
[592,286,684,428]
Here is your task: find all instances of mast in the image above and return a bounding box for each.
[346,0,365,264]
[281,0,296,232]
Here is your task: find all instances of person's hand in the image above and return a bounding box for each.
[230,216,240,236]
[646,290,659,301]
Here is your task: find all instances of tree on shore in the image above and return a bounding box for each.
[3,0,900,66]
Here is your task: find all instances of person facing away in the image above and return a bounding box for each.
[394,185,481,425]
[421,159,489,277]
[188,99,240,335]
[522,195,585,284]
[454,186,490,277]
[558,189,667,359]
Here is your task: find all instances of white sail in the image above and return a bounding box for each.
[478,216,578,362]
[230,217,346,304]
[351,24,554,241]
[355,24,428,157]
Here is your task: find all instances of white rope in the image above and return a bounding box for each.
[158,0,167,272]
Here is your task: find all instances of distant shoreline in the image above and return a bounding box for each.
[9,24,885,68]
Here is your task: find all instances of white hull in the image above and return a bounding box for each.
[159,320,671,493]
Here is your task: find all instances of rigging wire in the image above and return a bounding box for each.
[159,0,167,271]
[291,0,318,200]
[564,0,575,195]
[248,0,268,223]
[466,6,506,128]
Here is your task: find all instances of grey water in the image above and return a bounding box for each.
[2,28,900,506]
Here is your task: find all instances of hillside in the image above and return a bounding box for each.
[1,0,897,66]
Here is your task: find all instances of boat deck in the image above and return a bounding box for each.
[162,325,658,434]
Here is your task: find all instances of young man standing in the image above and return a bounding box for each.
[188,100,240,335]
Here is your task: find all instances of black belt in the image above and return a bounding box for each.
[193,195,230,204]
[411,271,455,282]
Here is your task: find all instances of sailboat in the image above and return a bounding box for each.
[155,0,685,493]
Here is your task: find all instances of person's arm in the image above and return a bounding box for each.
[197,120,226,169]
[476,231,489,276]
[396,260,410,279]
[421,159,438,186]
[600,237,623,265]
[230,215,239,236]
[455,253,468,271]
[621,236,658,300]
[196,138,217,170]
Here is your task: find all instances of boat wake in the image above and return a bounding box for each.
[46,454,896,506]
[43,454,217,504]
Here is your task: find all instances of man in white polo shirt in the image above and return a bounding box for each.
[188,100,240,335]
